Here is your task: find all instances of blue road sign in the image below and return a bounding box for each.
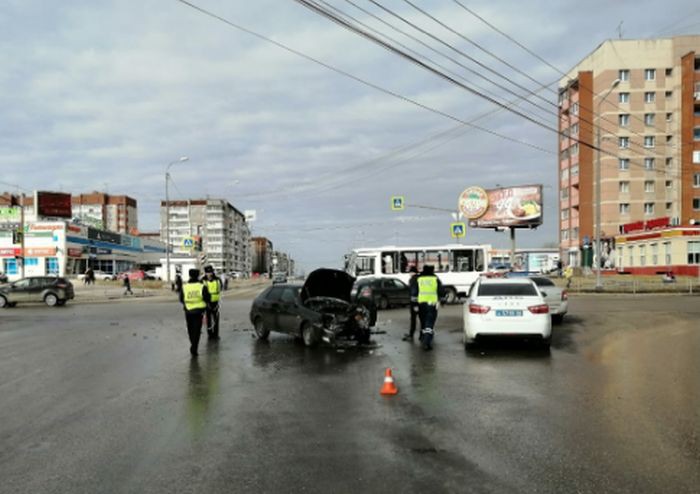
[391,196,405,211]
[451,222,466,238]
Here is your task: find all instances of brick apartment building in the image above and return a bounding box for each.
[558,36,700,268]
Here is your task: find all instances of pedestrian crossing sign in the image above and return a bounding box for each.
[391,196,405,211]
[451,222,466,238]
[183,237,194,250]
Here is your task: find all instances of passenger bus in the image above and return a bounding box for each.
[345,244,490,303]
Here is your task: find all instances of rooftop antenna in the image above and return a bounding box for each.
[617,21,624,39]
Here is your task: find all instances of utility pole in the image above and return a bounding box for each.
[19,193,25,279]
[165,157,189,286]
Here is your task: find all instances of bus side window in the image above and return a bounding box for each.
[400,251,419,273]
[475,249,485,272]
[381,252,399,274]
[453,249,474,272]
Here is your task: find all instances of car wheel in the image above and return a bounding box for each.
[378,296,389,310]
[301,322,320,347]
[444,287,457,305]
[44,293,59,307]
[254,317,270,340]
[0,296,7,309]
[552,314,564,324]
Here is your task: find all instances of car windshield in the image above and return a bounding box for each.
[478,283,538,296]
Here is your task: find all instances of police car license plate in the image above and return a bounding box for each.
[495,310,523,317]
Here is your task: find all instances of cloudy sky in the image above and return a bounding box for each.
[2,0,699,271]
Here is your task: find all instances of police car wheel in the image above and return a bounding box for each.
[444,287,457,304]
[44,293,58,307]
[0,296,7,308]
[254,317,270,340]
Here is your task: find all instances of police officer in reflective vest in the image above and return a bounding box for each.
[180,268,211,356]
[203,265,222,340]
[411,265,445,351]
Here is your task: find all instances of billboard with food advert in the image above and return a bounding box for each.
[467,185,543,228]
[35,191,72,218]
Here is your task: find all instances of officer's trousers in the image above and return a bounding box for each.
[185,309,205,354]
[206,302,220,338]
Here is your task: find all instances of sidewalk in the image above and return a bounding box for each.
[72,279,271,304]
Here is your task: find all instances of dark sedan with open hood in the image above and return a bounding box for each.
[249,269,371,347]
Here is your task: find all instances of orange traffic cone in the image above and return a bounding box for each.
[380,368,398,395]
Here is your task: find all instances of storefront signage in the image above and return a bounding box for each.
[467,185,543,228]
[87,227,121,244]
[96,248,112,255]
[0,207,21,222]
[621,217,671,234]
[0,248,21,257]
[68,248,83,258]
[25,247,57,257]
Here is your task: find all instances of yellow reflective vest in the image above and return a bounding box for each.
[417,276,439,304]
[206,279,221,303]
[183,282,206,311]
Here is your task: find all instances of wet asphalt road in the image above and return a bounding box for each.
[1,294,699,493]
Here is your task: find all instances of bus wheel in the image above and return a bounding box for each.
[444,287,457,304]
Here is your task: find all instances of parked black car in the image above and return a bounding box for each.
[249,269,371,347]
[0,276,75,308]
[350,277,411,310]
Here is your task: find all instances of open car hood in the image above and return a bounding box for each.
[301,268,355,304]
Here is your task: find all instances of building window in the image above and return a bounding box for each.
[644,69,656,81]
[620,137,630,149]
[561,208,569,220]
[666,180,673,189]
[694,127,700,141]
[561,229,569,240]
[644,113,655,126]
[645,157,655,169]
[619,92,630,103]
[695,58,700,71]
[619,158,630,170]
[619,114,630,126]
[620,203,630,214]
[694,198,700,211]
[666,202,673,211]
[651,243,659,265]
[689,241,700,265]
[572,228,579,240]
[3,258,18,276]
[664,241,672,265]
[628,246,634,267]
[666,112,673,122]
[667,157,674,167]
[571,123,579,135]
[640,245,646,266]
[665,91,673,99]
[644,92,656,103]
[694,151,700,164]
[645,180,655,192]
[45,258,59,275]
[561,168,570,181]
[571,143,579,156]
[665,68,673,77]
[572,102,579,115]
[561,188,569,200]
[571,164,579,176]
[644,136,655,148]
[644,203,655,215]
[24,258,39,267]
[619,69,630,81]
[619,181,630,193]
[694,173,700,188]
[666,135,673,144]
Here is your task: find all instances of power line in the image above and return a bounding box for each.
[173,0,553,155]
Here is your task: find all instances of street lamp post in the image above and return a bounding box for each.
[165,156,189,286]
[595,79,620,291]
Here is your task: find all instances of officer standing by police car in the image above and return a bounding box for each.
[180,268,211,357]
[202,265,222,340]
[411,265,445,351]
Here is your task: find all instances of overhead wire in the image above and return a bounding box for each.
[174,0,554,156]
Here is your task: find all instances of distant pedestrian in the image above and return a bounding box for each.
[122,274,133,296]
[411,265,445,351]
[180,269,211,357]
[202,265,222,340]
[402,266,420,342]
[173,269,183,294]
[564,265,574,289]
